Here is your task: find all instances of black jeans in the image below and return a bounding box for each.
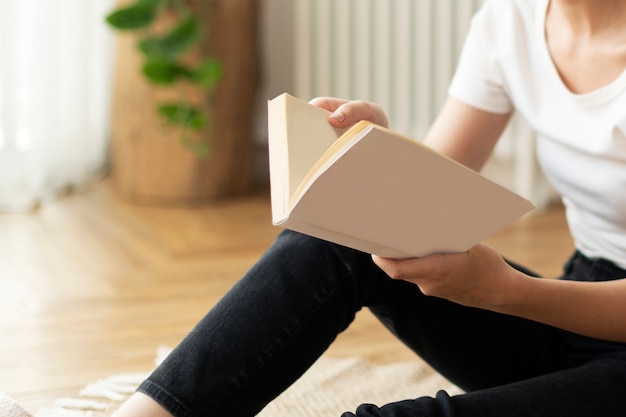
[139,230,626,416]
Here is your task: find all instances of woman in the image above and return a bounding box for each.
[113,0,626,415]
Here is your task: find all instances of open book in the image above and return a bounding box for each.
[267,93,535,259]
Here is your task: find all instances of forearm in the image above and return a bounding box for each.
[498,274,626,343]
[375,243,626,343]
[423,97,511,171]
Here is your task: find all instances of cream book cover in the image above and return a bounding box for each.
[268,93,535,259]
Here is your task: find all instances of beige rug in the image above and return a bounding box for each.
[258,356,462,416]
[10,347,461,417]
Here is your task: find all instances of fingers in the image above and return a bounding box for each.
[309,97,389,129]
[371,255,428,280]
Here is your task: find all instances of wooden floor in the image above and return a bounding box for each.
[0,180,574,414]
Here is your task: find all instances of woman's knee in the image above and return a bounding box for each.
[272,230,370,273]
[266,230,381,302]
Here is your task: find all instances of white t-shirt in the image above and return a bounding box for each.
[448,0,626,270]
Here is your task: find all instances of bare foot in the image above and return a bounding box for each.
[111,392,175,417]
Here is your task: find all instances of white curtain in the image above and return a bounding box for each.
[0,0,114,212]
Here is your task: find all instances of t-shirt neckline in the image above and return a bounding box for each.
[537,0,626,106]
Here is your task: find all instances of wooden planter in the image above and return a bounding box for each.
[111,0,260,205]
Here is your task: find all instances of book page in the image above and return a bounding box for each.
[291,120,373,207]
[270,94,346,201]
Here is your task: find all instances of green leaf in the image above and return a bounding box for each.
[136,0,166,6]
[191,58,225,87]
[160,16,201,57]
[137,16,201,60]
[142,60,190,84]
[180,134,210,158]
[105,4,156,30]
[138,37,163,59]
[158,103,207,131]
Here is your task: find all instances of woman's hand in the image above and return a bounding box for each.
[309,97,389,129]
[375,245,626,344]
[372,243,525,311]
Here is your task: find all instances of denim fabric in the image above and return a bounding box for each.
[138,231,626,417]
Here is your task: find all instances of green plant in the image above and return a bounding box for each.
[106,0,224,157]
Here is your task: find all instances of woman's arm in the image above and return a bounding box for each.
[373,243,626,344]
[422,97,512,171]
[503,267,626,343]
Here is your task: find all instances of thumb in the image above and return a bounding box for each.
[327,100,389,129]
[308,97,389,129]
[308,96,350,114]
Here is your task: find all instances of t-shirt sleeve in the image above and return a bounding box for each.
[448,1,514,114]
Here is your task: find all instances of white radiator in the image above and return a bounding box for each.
[293,0,551,205]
